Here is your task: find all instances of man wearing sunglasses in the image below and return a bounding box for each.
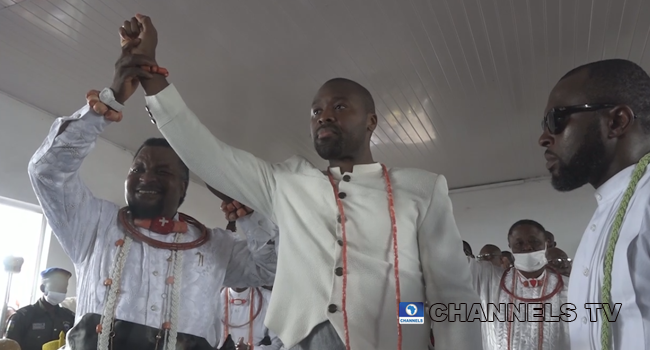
[539,58,650,350]
[546,247,571,277]
[477,244,502,268]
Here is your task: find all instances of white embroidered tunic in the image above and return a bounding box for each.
[568,164,650,350]
[27,106,277,347]
[470,260,570,350]
[146,84,483,349]
[217,288,282,350]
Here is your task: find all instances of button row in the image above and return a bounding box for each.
[332,176,349,315]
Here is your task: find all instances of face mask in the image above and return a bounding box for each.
[513,249,547,272]
[44,291,66,305]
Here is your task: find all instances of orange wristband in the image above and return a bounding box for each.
[120,34,169,77]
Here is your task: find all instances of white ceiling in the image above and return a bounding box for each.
[2,0,650,189]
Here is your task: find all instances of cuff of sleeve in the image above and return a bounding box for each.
[144,84,188,128]
[57,104,111,132]
[238,212,275,241]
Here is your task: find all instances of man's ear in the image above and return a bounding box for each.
[608,105,635,138]
[367,113,377,132]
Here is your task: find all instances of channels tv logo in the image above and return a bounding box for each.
[399,302,424,324]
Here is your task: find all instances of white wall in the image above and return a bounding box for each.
[0,91,228,298]
[0,91,596,298]
[450,178,597,257]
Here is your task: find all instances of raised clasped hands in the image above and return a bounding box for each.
[110,14,159,105]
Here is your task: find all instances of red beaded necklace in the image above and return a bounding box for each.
[326,163,402,350]
[223,288,263,350]
[500,266,564,350]
[118,207,210,250]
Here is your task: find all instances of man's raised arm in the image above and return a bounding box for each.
[143,81,278,220]
[114,14,278,219]
[28,106,117,264]
[418,175,484,350]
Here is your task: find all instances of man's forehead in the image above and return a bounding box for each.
[510,226,544,239]
[546,70,590,110]
[133,146,179,163]
[313,83,357,104]
[480,245,500,253]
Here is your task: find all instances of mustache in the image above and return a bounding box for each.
[544,150,559,158]
[135,186,164,192]
[316,125,341,135]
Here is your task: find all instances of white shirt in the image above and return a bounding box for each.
[569,164,650,350]
[146,84,483,350]
[470,260,570,350]
[217,288,282,350]
[27,107,277,347]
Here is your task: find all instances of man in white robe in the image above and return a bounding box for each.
[217,287,282,350]
[112,14,482,350]
[469,220,570,350]
[539,58,650,350]
[27,103,277,348]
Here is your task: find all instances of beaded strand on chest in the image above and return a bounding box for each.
[326,164,402,350]
[96,208,210,350]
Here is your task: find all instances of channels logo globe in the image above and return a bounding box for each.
[406,303,418,316]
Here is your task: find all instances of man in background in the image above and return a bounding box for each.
[469,220,569,350]
[546,247,572,277]
[5,268,75,350]
[500,251,514,269]
[477,244,502,267]
[544,231,557,248]
[218,286,282,349]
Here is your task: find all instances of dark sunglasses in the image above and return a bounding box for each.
[542,104,616,134]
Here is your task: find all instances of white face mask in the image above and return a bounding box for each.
[44,291,66,305]
[513,249,547,272]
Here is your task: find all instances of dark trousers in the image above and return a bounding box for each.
[67,313,213,350]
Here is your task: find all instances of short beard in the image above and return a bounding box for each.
[128,202,164,219]
[551,123,607,191]
[314,138,344,160]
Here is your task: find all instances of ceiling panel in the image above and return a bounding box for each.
[1,0,649,189]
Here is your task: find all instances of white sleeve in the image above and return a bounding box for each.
[28,105,118,264]
[221,228,277,288]
[146,84,278,219]
[418,175,484,350]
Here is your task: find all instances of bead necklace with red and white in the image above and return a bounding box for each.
[96,208,209,350]
[222,287,264,350]
[326,163,402,350]
[500,266,564,350]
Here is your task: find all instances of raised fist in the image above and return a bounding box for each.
[119,14,158,60]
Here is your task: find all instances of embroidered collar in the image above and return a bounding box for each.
[327,163,383,179]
